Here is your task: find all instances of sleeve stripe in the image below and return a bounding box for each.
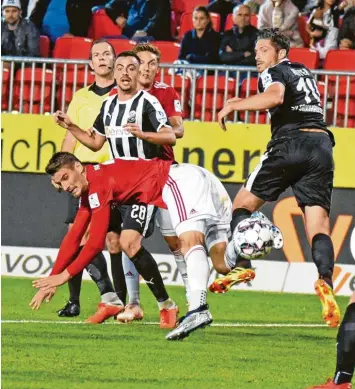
[264,81,285,91]
[93,127,106,137]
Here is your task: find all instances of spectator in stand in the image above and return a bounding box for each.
[206,0,239,30]
[178,6,221,65]
[1,0,40,66]
[244,0,265,14]
[219,5,258,66]
[105,0,172,41]
[338,3,355,49]
[258,0,304,47]
[306,0,350,58]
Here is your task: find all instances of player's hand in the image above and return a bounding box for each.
[29,287,56,310]
[33,270,71,290]
[54,111,73,129]
[123,123,147,140]
[217,106,233,131]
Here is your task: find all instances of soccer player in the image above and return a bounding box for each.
[50,51,180,329]
[212,28,340,328]
[57,39,126,323]
[30,152,236,340]
[113,43,189,323]
[307,292,355,388]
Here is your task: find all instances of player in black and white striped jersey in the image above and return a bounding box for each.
[53,51,179,328]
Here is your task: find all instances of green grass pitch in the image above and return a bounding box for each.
[1,276,351,389]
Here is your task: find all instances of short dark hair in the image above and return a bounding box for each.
[90,39,116,60]
[45,152,81,175]
[133,43,161,63]
[115,50,141,64]
[193,6,213,31]
[257,28,290,55]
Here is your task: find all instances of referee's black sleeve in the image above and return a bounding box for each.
[93,101,106,136]
[144,96,170,132]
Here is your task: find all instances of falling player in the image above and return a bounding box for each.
[212,28,340,328]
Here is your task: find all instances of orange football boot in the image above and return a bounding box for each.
[209,267,255,294]
[314,279,340,328]
[85,303,124,324]
[160,305,179,329]
[307,378,352,389]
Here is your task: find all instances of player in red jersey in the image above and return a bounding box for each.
[31,152,239,340]
[110,44,190,323]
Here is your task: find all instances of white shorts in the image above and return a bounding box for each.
[162,164,232,248]
[156,208,176,237]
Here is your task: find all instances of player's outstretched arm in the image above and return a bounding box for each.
[169,116,184,139]
[54,110,106,151]
[123,123,176,145]
[217,83,285,130]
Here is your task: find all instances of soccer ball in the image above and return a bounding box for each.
[232,215,274,259]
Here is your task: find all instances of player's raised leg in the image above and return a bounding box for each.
[307,293,355,389]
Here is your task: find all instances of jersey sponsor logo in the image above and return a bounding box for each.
[156,110,167,122]
[93,164,101,170]
[127,110,136,123]
[88,193,100,209]
[104,126,134,138]
[174,99,182,113]
[260,72,272,90]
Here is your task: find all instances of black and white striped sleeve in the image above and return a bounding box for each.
[143,94,171,132]
[93,101,106,136]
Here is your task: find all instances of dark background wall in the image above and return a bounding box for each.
[2,172,355,264]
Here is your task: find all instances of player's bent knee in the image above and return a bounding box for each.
[179,231,205,255]
[164,235,181,252]
[106,231,122,254]
[120,231,143,258]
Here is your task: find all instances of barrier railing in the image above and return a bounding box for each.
[1,56,355,127]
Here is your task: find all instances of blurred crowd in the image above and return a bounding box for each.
[1,0,355,67]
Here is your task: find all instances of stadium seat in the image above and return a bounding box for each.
[171,0,209,14]
[106,39,136,55]
[335,80,355,127]
[53,37,93,71]
[323,50,355,87]
[298,15,310,47]
[153,41,180,63]
[13,68,53,113]
[194,75,236,121]
[178,12,221,40]
[57,69,95,111]
[239,77,267,123]
[88,8,122,40]
[288,48,320,69]
[2,68,10,111]
[250,14,258,28]
[158,74,191,118]
[40,35,50,58]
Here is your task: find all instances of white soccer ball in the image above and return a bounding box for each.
[232,217,273,259]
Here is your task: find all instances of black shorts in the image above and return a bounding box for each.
[65,196,156,238]
[244,132,334,213]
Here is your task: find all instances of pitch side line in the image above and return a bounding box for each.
[1,320,327,328]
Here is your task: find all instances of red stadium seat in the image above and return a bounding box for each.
[106,39,136,55]
[194,75,236,121]
[250,14,258,28]
[298,15,310,47]
[239,77,267,123]
[323,50,355,86]
[157,74,191,118]
[2,68,10,111]
[13,68,53,113]
[171,0,209,14]
[57,69,95,110]
[288,48,320,69]
[88,8,122,40]
[40,35,50,58]
[178,12,221,40]
[53,37,93,60]
[153,41,180,63]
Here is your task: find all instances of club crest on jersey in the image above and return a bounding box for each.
[88,193,100,209]
[127,110,136,123]
[156,110,167,121]
[174,99,182,113]
[260,72,272,89]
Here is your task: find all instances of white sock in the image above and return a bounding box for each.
[185,245,210,311]
[101,292,123,306]
[224,241,237,270]
[157,298,176,310]
[172,249,191,303]
[122,252,140,305]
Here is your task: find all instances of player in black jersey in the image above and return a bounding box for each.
[211,28,340,328]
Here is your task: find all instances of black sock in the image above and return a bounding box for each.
[231,208,252,269]
[110,252,127,305]
[86,252,115,296]
[334,303,355,384]
[312,233,334,288]
[130,246,169,303]
[68,246,83,304]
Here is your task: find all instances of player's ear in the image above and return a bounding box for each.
[278,49,287,60]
